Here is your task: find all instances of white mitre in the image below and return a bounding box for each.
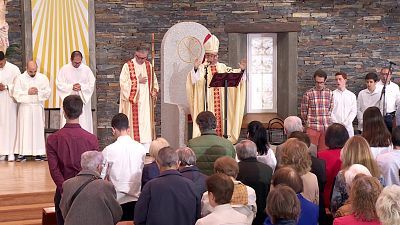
[204,34,219,54]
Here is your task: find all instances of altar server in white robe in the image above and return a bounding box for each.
[0,51,20,161]
[13,61,51,158]
[331,72,357,137]
[56,51,95,133]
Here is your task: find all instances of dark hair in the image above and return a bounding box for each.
[365,72,379,82]
[362,107,391,147]
[206,173,234,205]
[272,166,304,193]
[325,123,349,149]
[392,127,400,147]
[288,131,311,148]
[70,51,83,60]
[247,121,269,155]
[266,185,300,224]
[156,147,179,168]
[313,69,327,80]
[196,111,217,132]
[63,95,83,120]
[335,72,348,80]
[111,113,129,130]
[0,51,5,60]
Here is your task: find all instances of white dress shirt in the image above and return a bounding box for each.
[357,87,382,131]
[195,204,249,225]
[376,150,400,186]
[102,135,146,204]
[376,80,400,114]
[331,88,357,137]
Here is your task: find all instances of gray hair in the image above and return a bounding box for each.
[81,151,104,172]
[344,164,371,188]
[284,116,303,135]
[236,140,257,160]
[157,147,179,168]
[376,185,400,225]
[176,147,197,166]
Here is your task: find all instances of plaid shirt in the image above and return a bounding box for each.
[301,87,333,131]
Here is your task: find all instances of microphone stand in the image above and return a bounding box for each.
[379,62,395,116]
[204,63,209,111]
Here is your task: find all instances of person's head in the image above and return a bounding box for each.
[149,138,169,159]
[62,95,83,120]
[26,60,37,77]
[335,72,348,90]
[391,126,400,149]
[70,51,83,68]
[325,123,349,149]
[272,166,303,194]
[247,121,269,155]
[279,138,311,175]
[313,69,328,90]
[204,35,219,65]
[288,131,311,148]
[362,106,391,147]
[80,151,104,174]
[376,185,400,225]
[214,156,239,179]
[0,51,6,68]
[380,67,392,84]
[176,147,197,167]
[350,175,382,221]
[196,111,217,133]
[156,147,179,171]
[206,173,234,207]
[111,113,129,137]
[266,185,300,224]
[235,140,257,161]
[365,72,379,92]
[134,46,148,65]
[283,116,303,135]
[341,136,381,178]
[344,164,372,189]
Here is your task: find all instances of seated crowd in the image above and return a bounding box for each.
[55,98,400,225]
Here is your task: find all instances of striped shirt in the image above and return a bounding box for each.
[301,87,333,131]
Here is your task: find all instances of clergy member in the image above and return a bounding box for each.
[0,51,20,161]
[13,60,51,161]
[186,34,246,143]
[56,51,95,133]
[119,46,159,151]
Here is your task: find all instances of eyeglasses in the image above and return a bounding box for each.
[135,55,147,60]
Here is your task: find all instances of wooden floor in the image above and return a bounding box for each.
[0,161,55,195]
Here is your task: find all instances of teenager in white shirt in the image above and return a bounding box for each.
[102,113,146,221]
[357,72,381,131]
[331,72,357,137]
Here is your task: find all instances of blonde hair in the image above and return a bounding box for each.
[279,138,311,175]
[149,138,169,158]
[340,136,381,178]
[376,185,400,225]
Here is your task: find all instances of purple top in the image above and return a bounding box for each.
[46,123,99,191]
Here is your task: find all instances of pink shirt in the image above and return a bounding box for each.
[333,214,381,225]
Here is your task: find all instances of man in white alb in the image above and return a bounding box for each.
[331,72,357,137]
[0,51,20,161]
[56,51,95,133]
[357,72,381,131]
[102,113,146,221]
[119,46,158,151]
[13,61,51,161]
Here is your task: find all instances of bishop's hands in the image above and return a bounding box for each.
[73,83,81,91]
[239,58,247,71]
[28,87,38,95]
[0,83,5,91]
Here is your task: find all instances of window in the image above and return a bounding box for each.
[246,33,277,113]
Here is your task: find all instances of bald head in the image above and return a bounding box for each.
[26,60,37,77]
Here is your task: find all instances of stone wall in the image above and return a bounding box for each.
[7,0,23,70]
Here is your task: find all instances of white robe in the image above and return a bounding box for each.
[0,62,20,156]
[56,63,95,133]
[13,72,51,155]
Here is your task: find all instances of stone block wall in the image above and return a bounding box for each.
[6,0,23,70]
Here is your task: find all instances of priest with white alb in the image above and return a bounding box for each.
[13,60,51,161]
[56,51,95,133]
[0,51,20,162]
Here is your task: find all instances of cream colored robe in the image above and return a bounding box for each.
[0,62,20,156]
[186,62,246,143]
[56,63,95,133]
[119,58,159,144]
[13,72,51,155]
